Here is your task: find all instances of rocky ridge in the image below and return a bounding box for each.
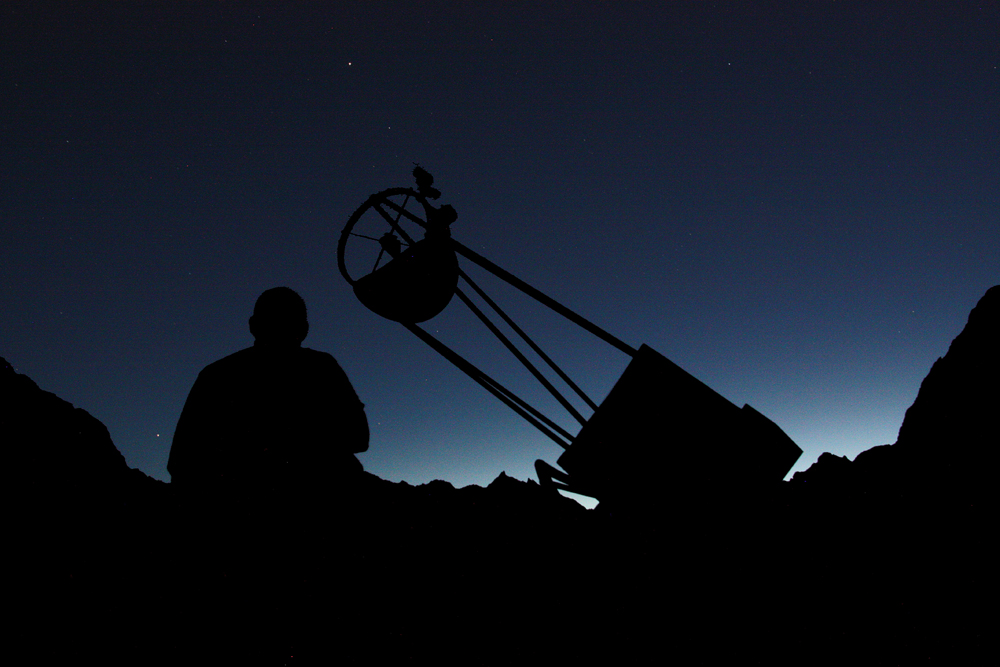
[4,285,995,665]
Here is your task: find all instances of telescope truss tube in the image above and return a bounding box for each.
[398,239,638,449]
[401,322,575,449]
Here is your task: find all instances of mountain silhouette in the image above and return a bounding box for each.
[790,284,998,493]
[3,285,994,665]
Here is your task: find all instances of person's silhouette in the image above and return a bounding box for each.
[167,287,369,502]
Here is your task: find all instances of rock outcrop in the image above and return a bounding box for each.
[778,287,996,666]
[790,285,998,496]
[895,285,999,479]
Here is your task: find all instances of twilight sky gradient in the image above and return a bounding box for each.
[3,3,998,499]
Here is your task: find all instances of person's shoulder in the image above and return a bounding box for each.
[299,347,340,365]
[300,348,359,393]
[199,347,256,376]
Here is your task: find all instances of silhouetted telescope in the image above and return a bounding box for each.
[340,168,801,510]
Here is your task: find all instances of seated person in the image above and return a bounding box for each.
[167,287,368,502]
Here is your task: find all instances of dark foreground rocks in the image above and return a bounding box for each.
[3,286,995,665]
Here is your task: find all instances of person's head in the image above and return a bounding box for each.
[249,287,309,346]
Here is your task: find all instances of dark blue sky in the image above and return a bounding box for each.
[3,2,998,500]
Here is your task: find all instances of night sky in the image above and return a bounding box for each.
[3,3,998,503]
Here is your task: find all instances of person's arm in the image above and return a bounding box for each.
[326,354,370,454]
[167,369,219,488]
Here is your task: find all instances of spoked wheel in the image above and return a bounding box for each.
[338,188,434,285]
[339,187,459,323]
